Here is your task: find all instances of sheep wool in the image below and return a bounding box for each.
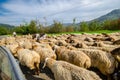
[78,49,116,75]
[17,48,40,74]
[55,46,91,68]
[33,45,56,62]
[44,58,102,80]
[111,47,120,62]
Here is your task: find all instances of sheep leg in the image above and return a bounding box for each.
[107,75,111,80]
[34,63,40,75]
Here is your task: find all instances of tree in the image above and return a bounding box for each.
[28,20,37,34]
[80,21,89,32]
[65,26,74,32]
[0,26,9,35]
[102,19,120,30]
[103,20,111,30]
[72,18,78,31]
[89,21,102,31]
[49,20,63,33]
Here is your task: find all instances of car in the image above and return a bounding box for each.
[0,46,26,80]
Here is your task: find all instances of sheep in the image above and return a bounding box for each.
[55,40,68,46]
[74,42,88,48]
[33,44,56,63]
[84,37,94,42]
[23,39,32,49]
[54,46,91,68]
[111,47,120,80]
[93,41,120,48]
[0,38,6,46]
[113,39,120,45]
[92,41,108,47]
[5,42,19,57]
[66,45,76,50]
[111,47,120,62]
[77,49,116,77]
[43,58,102,80]
[16,47,40,75]
[88,46,117,53]
[5,36,16,45]
[35,43,52,49]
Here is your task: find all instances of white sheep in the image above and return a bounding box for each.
[43,58,102,80]
[17,47,40,75]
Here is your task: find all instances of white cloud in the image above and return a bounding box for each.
[0,0,120,25]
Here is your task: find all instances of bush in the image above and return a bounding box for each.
[0,26,9,35]
[80,22,89,32]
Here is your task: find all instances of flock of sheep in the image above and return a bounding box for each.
[0,32,120,80]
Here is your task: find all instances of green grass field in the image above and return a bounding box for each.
[47,30,120,36]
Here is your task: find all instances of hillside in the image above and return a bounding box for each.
[93,9,120,22]
[64,9,120,26]
[0,23,14,29]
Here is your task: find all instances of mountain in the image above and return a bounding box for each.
[62,23,73,26]
[63,9,120,26]
[0,23,14,28]
[92,9,120,22]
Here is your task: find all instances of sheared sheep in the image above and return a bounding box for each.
[43,58,102,80]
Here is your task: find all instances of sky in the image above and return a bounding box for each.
[0,0,120,25]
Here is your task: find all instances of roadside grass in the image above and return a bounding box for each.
[5,30,120,37]
[47,30,120,36]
